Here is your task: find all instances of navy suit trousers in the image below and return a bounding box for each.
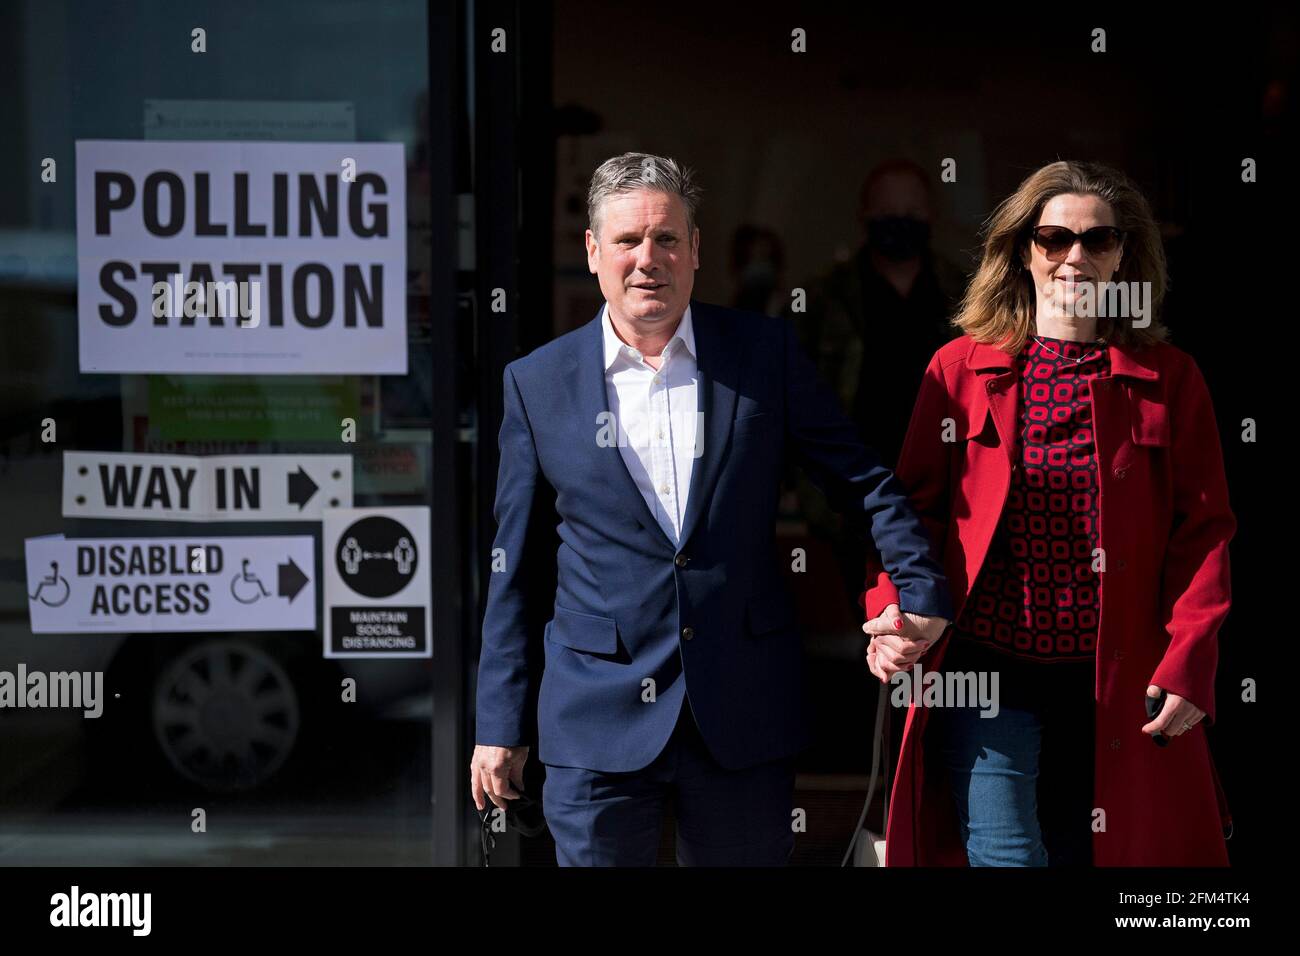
[541,698,797,866]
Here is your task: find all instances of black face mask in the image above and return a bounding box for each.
[866,215,931,261]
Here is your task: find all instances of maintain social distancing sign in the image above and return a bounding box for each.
[24,534,315,633]
[75,139,406,374]
[322,507,431,658]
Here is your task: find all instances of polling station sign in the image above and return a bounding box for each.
[63,452,353,522]
[25,535,315,634]
[75,139,406,374]
[323,507,431,658]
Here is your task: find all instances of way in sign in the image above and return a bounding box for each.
[62,452,353,522]
[98,462,323,510]
[98,463,258,510]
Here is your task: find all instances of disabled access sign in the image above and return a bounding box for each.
[24,534,315,633]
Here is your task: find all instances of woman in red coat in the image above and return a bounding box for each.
[862,160,1234,866]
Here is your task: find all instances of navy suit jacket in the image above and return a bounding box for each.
[475,301,953,772]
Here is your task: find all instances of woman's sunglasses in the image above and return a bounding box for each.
[1030,225,1124,261]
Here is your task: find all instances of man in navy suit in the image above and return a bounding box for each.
[470,152,953,866]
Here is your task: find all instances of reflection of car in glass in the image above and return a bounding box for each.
[86,631,431,792]
[5,601,427,796]
[149,639,300,791]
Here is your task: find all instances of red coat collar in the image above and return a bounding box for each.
[965,336,1160,380]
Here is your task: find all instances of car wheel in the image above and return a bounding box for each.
[151,639,301,792]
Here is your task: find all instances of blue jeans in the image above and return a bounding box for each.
[933,691,1094,867]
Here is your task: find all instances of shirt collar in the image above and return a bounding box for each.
[602,303,696,371]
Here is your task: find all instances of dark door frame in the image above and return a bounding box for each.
[430,0,554,867]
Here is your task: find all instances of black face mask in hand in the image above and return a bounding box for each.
[866,215,932,261]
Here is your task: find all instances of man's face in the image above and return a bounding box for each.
[585,189,700,329]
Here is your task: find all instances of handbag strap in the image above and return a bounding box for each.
[843,680,890,866]
[881,689,891,832]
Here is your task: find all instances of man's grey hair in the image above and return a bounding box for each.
[587,152,703,239]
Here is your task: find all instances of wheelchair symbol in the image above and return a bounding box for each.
[28,561,70,608]
[230,559,272,604]
[340,536,414,576]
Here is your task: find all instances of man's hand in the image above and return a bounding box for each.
[862,603,949,683]
[470,744,530,812]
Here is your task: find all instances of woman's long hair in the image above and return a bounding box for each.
[954,160,1170,352]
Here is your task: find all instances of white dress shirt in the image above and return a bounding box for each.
[601,303,699,545]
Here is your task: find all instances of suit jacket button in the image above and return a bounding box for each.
[1113,649,1124,661]
[1110,738,1122,750]
[1113,466,1128,479]
[681,626,694,641]
[675,553,689,567]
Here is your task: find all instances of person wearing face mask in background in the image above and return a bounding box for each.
[730,225,787,316]
[789,160,967,616]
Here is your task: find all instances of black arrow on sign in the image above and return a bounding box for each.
[277,558,309,603]
[287,467,318,510]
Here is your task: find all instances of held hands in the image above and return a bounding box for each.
[470,744,530,812]
[1141,684,1206,740]
[863,603,950,683]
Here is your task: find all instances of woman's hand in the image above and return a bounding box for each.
[863,604,938,683]
[1141,684,1206,739]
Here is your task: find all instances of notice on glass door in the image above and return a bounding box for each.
[25,534,316,634]
[75,139,407,375]
[322,507,431,658]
